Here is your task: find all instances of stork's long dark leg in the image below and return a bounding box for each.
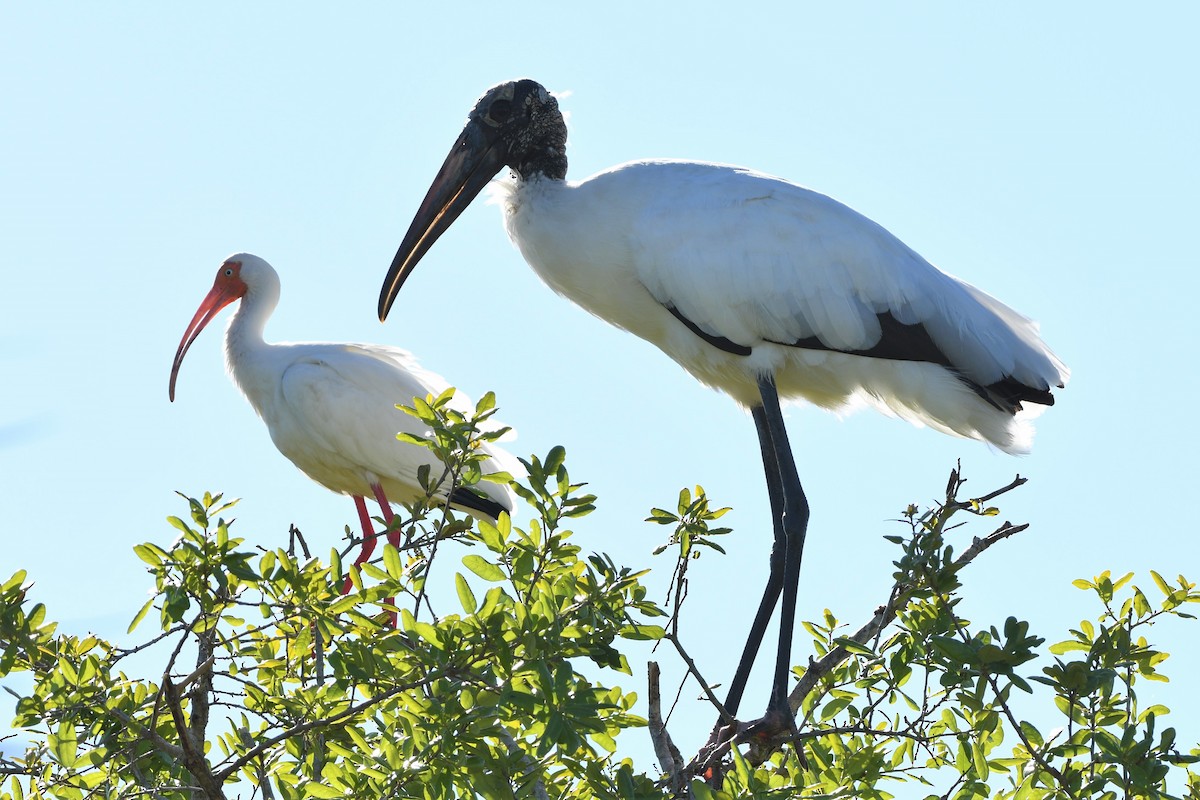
[756,376,810,719]
[720,404,787,719]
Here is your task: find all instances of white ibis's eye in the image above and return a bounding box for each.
[489,99,512,123]
[224,268,234,277]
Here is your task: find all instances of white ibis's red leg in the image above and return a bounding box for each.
[369,482,400,549]
[368,482,401,627]
[342,495,379,594]
[339,486,400,625]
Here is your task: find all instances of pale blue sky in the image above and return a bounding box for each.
[3,3,1198,784]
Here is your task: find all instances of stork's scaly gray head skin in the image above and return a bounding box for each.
[379,79,566,320]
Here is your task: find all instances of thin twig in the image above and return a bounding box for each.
[288,524,311,560]
[984,669,1068,787]
[107,707,185,760]
[795,724,941,743]
[112,622,191,663]
[666,633,733,725]
[176,656,216,693]
[413,462,459,620]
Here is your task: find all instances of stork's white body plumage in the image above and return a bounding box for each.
[496,160,1068,453]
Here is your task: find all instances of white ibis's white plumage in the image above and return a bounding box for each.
[376,79,1068,735]
[170,254,517,593]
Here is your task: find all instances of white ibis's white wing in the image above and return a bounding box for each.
[619,161,1068,391]
[265,343,517,508]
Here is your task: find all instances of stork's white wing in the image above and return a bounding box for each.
[615,161,1066,390]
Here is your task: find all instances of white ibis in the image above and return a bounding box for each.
[170,253,517,596]
[377,80,1068,734]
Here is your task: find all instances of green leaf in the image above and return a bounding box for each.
[544,445,566,476]
[931,636,975,662]
[1,570,27,593]
[413,620,440,646]
[972,738,990,780]
[834,637,875,657]
[820,696,853,720]
[977,644,1006,664]
[395,431,427,446]
[127,598,155,634]
[455,573,477,614]
[1019,720,1043,748]
[49,720,78,769]
[1133,587,1152,617]
[359,562,388,581]
[620,624,665,641]
[344,563,364,591]
[328,595,359,615]
[462,554,505,582]
[1140,704,1170,722]
[133,543,167,566]
[382,544,402,580]
[259,549,277,578]
[166,514,194,534]
[303,784,346,799]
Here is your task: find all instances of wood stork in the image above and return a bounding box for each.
[377,80,1068,734]
[170,253,517,595]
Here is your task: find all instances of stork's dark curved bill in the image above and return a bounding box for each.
[379,121,509,320]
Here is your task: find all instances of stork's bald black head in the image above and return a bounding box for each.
[379,79,568,320]
[468,79,567,181]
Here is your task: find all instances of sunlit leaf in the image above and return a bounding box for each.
[49,720,78,769]
[126,598,155,633]
[455,573,477,614]
[462,554,505,582]
[834,637,875,657]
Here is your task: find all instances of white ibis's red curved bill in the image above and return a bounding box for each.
[172,254,519,594]
[378,79,1068,730]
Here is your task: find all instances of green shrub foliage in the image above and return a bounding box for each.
[1,395,1197,799]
